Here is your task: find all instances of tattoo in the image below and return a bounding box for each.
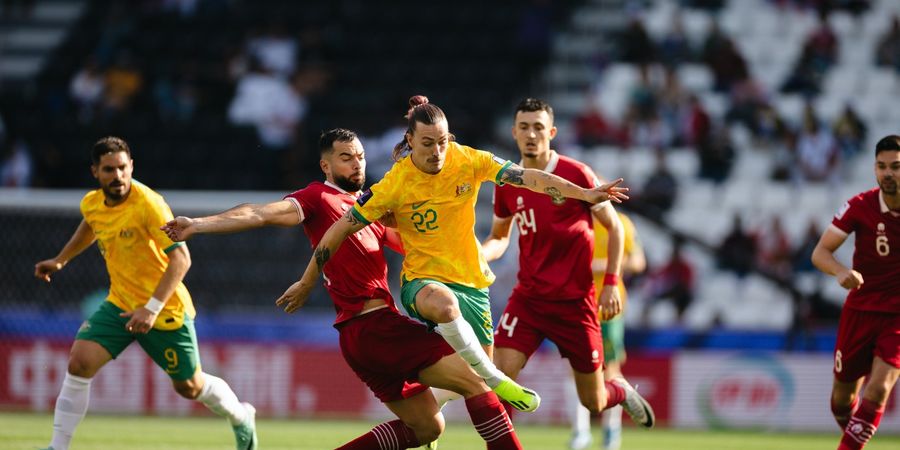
[314,247,331,269]
[544,186,565,204]
[345,210,361,226]
[502,167,525,185]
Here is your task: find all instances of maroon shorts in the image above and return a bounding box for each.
[337,308,455,402]
[494,290,603,373]
[833,308,900,383]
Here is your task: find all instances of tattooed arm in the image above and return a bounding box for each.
[275,209,369,313]
[498,164,629,205]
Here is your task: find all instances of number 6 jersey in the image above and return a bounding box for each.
[830,187,900,312]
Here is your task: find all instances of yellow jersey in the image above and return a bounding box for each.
[81,180,194,330]
[594,212,642,306]
[352,142,512,288]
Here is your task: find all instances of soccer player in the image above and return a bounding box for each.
[274,96,628,417]
[568,212,647,450]
[482,98,654,431]
[162,128,524,450]
[812,134,900,450]
[33,137,257,450]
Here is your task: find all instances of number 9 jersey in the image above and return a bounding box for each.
[830,187,900,312]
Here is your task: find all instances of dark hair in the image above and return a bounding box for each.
[875,135,900,155]
[514,97,554,123]
[91,136,131,164]
[392,95,452,162]
[319,128,358,154]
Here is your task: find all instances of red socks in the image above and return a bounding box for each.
[337,420,420,450]
[604,381,626,409]
[466,392,523,450]
[837,399,884,450]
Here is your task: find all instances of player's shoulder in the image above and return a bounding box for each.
[845,188,879,210]
[131,180,163,203]
[287,180,325,197]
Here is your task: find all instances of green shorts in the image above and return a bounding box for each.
[75,301,201,381]
[400,277,494,346]
[601,316,626,364]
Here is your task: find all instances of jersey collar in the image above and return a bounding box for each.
[325,180,360,197]
[880,189,889,213]
[519,150,559,173]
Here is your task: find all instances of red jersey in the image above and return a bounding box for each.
[493,152,601,300]
[284,181,396,325]
[830,188,900,313]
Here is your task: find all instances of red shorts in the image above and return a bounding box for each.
[833,308,900,383]
[494,290,603,373]
[338,308,455,402]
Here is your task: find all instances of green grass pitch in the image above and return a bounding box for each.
[2,412,899,449]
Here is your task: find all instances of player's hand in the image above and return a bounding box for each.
[585,178,629,204]
[275,279,315,313]
[598,285,623,320]
[837,269,864,290]
[160,216,196,242]
[120,307,158,334]
[34,258,64,282]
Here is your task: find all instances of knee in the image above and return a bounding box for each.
[67,358,96,378]
[419,287,458,323]
[410,415,444,444]
[174,379,203,399]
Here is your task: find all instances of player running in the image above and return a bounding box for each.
[162,128,524,449]
[482,98,655,431]
[812,134,900,450]
[34,137,256,450]
[274,95,628,417]
[568,212,647,450]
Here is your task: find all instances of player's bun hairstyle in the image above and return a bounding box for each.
[319,128,358,154]
[91,136,131,164]
[875,135,900,155]
[392,95,455,162]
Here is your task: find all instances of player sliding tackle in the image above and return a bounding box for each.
[275,95,629,417]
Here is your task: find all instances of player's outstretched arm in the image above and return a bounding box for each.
[161,200,301,241]
[482,215,514,262]
[812,227,863,290]
[275,209,369,313]
[499,164,629,204]
[34,219,96,283]
[121,245,191,334]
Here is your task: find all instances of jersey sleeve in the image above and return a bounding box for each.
[580,164,602,189]
[283,188,311,223]
[472,148,513,185]
[621,214,641,256]
[492,185,511,218]
[351,175,397,225]
[830,197,857,236]
[145,195,184,253]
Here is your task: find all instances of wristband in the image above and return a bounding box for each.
[602,273,619,286]
[144,297,165,314]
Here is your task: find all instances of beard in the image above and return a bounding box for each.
[880,178,897,195]
[102,181,130,201]
[334,173,364,192]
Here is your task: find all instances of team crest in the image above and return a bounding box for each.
[119,228,134,239]
[516,196,524,210]
[456,183,472,197]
